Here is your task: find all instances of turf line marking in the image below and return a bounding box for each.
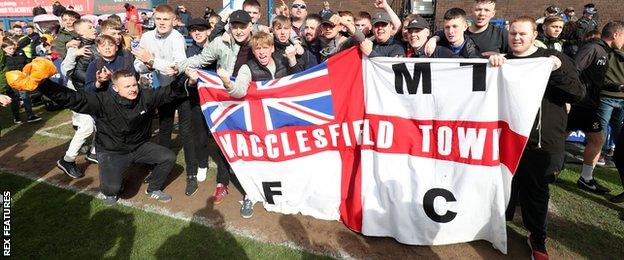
[0,168,352,259]
[36,121,73,140]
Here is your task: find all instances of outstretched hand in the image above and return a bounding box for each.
[0,94,11,107]
[185,68,199,84]
[131,47,154,64]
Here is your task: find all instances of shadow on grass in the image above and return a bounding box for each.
[548,171,624,258]
[155,197,249,259]
[9,176,136,258]
[118,163,185,199]
[555,171,624,212]
[548,213,624,258]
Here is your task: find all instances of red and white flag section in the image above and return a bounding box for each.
[197,48,553,253]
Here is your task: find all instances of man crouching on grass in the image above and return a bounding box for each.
[7,59,186,206]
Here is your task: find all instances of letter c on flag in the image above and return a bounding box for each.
[423,188,457,223]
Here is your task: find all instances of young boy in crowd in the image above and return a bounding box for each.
[53,10,81,58]
[209,31,299,217]
[2,38,41,124]
[85,35,136,92]
[535,16,566,52]
[57,19,99,179]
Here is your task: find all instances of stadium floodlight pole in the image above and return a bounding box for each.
[268,0,273,25]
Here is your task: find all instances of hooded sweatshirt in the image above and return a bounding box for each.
[601,49,624,98]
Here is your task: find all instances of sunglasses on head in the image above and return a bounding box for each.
[292,4,306,9]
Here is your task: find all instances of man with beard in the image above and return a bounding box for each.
[302,14,322,63]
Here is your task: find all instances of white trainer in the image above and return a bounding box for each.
[197,167,208,182]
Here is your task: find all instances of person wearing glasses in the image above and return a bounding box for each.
[290,0,308,36]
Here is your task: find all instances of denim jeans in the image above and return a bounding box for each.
[5,88,35,120]
[596,97,624,152]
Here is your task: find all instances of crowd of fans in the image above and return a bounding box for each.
[1,1,624,259]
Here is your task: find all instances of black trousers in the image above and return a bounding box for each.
[189,103,245,195]
[98,142,175,196]
[190,103,211,169]
[506,148,560,242]
[158,97,198,176]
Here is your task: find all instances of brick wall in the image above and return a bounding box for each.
[435,0,623,30]
[165,0,396,25]
[166,0,622,29]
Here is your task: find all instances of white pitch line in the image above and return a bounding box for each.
[0,168,351,259]
[36,121,74,140]
[38,121,73,131]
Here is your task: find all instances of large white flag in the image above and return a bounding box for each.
[197,48,553,253]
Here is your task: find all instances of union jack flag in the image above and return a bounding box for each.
[197,63,335,134]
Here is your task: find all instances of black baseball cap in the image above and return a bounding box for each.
[229,10,252,24]
[320,12,334,26]
[584,6,598,14]
[187,18,210,30]
[545,5,561,15]
[372,12,391,25]
[405,15,429,30]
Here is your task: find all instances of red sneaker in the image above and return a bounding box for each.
[527,235,549,260]
[213,184,228,204]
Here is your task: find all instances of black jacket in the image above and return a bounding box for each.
[69,38,98,90]
[407,46,457,58]
[185,41,215,107]
[435,31,482,58]
[3,52,30,71]
[304,38,322,65]
[508,48,585,153]
[247,57,289,81]
[370,37,405,58]
[574,38,610,108]
[38,77,187,153]
[273,38,306,73]
[457,37,482,58]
